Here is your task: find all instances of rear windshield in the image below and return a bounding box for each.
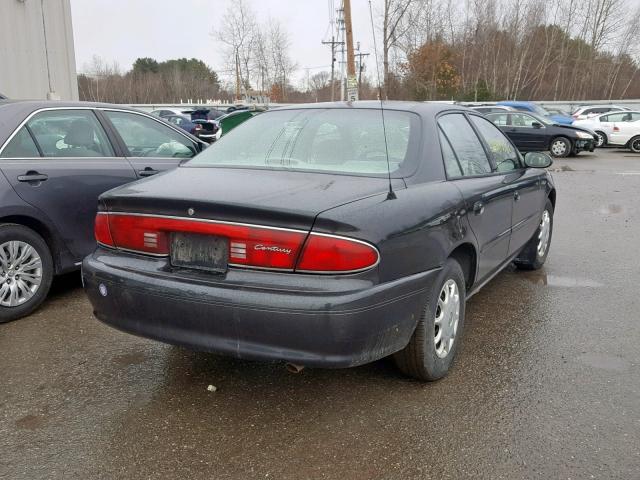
[186,108,419,176]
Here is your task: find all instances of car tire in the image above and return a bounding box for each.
[549,137,571,157]
[595,131,607,147]
[629,136,640,153]
[0,224,53,323]
[393,258,466,381]
[514,199,554,271]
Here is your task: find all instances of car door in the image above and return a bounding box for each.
[508,113,548,151]
[0,108,137,260]
[438,113,513,282]
[469,115,546,256]
[100,110,199,178]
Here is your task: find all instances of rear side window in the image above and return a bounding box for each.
[438,114,492,176]
[603,112,626,122]
[470,116,520,172]
[488,113,509,126]
[439,129,463,178]
[0,127,40,158]
[105,111,196,158]
[27,110,114,157]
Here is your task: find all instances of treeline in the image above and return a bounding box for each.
[77,57,226,103]
[382,0,640,101]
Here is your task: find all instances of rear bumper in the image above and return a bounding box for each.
[82,249,438,368]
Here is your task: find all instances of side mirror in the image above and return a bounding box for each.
[531,122,543,129]
[524,151,552,168]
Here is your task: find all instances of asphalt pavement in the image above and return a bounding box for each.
[1,149,639,479]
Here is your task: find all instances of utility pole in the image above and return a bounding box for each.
[355,42,370,95]
[343,0,358,102]
[235,51,241,102]
[322,36,344,102]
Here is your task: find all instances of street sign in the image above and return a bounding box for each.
[347,76,358,102]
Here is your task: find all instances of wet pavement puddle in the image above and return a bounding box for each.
[521,272,604,288]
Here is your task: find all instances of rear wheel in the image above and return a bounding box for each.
[549,137,571,157]
[630,136,640,153]
[393,258,466,381]
[0,224,53,323]
[595,131,607,147]
[514,199,554,270]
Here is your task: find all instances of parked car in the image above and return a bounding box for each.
[486,111,595,157]
[571,105,629,121]
[497,101,574,125]
[0,93,7,100]
[605,118,640,153]
[150,108,195,118]
[215,109,262,139]
[545,107,572,117]
[469,105,517,115]
[164,114,219,143]
[574,111,640,147]
[0,101,207,321]
[83,102,556,381]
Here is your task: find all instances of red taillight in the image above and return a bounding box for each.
[94,213,114,247]
[613,125,620,132]
[95,213,379,274]
[194,124,203,130]
[97,213,306,269]
[296,234,379,273]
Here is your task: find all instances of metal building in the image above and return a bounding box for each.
[0,0,78,100]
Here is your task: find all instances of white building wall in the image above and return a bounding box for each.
[0,0,78,100]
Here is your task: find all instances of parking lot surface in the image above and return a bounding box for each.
[1,149,639,479]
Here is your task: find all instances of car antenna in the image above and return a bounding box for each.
[368,0,396,200]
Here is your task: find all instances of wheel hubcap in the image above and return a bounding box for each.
[434,279,460,359]
[596,133,604,147]
[0,241,42,307]
[632,139,640,152]
[551,141,567,156]
[537,210,551,257]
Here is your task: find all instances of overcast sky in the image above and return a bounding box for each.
[70,0,378,87]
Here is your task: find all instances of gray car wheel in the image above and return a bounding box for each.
[550,137,571,157]
[594,131,607,147]
[393,258,466,381]
[514,199,554,270]
[0,224,53,323]
[630,136,640,153]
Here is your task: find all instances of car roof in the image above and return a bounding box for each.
[497,101,536,107]
[0,99,146,115]
[266,100,470,117]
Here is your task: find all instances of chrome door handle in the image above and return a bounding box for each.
[17,171,48,183]
[138,168,159,177]
[514,191,520,201]
[473,201,484,215]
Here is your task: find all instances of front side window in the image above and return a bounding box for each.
[0,127,40,158]
[630,113,640,121]
[27,110,114,157]
[470,116,520,172]
[437,114,491,176]
[188,108,419,176]
[105,111,196,158]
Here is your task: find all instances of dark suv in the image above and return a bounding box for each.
[0,101,207,321]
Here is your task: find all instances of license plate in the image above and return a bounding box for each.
[170,233,228,272]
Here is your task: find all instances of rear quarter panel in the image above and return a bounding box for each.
[312,181,475,283]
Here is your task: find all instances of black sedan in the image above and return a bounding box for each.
[486,111,596,157]
[0,100,207,322]
[83,102,556,381]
